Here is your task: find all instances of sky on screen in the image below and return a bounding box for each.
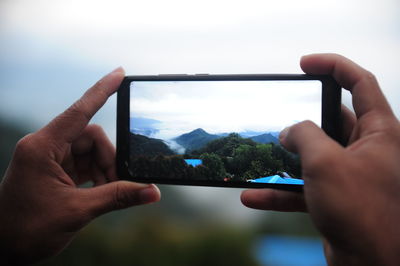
[130,80,321,138]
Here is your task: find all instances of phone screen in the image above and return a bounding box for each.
[128,80,322,186]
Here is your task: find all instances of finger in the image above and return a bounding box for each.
[91,165,108,186]
[300,53,393,119]
[74,159,108,186]
[341,105,356,145]
[72,153,92,185]
[322,239,334,266]
[80,182,161,218]
[279,120,343,179]
[42,67,125,144]
[240,189,306,212]
[71,124,118,182]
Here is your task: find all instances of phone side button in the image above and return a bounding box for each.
[158,74,188,76]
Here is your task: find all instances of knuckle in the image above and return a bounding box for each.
[86,123,104,135]
[92,78,104,90]
[362,70,379,86]
[328,53,342,59]
[67,99,91,123]
[113,183,137,210]
[15,134,37,157]
[92,79,112,97]
[299,120,316,127]
[289,120,314,136]
[304,149,337,174]
[365,70,377,82]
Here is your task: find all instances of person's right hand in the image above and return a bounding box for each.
[241,54,400,265]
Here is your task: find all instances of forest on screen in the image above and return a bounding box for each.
[129,129,300,182]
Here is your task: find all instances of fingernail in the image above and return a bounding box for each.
[138,185,160,204]
[279,127,290,142]
[110,66,124,74]
[101,67,124,80]
[95,67,125,92]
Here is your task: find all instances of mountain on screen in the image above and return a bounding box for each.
[239,130,280,138]
[130,133,174,156]
[249,133,279,144]
[174,128,221,152]
[173,128,281,151]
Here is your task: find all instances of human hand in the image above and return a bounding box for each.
[0,68,161,264]
[241,54,400,265]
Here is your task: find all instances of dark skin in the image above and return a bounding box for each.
[241,54,400,265]
[0,67,161,265]
[1,55,399,265]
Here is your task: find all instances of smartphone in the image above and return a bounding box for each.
[117,74,341,192]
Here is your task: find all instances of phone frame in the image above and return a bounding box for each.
[117,74,341,192]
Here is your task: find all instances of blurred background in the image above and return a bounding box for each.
[0,0,399,265]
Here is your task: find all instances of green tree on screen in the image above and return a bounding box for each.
[200,153,227,180]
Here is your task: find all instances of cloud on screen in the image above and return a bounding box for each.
[129,80,321,138]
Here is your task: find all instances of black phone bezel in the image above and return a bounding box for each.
[117,74,341,192]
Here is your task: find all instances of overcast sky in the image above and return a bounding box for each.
[130,80,321,138]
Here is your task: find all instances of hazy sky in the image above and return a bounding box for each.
[130,80,321,138]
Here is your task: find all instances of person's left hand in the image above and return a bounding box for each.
[0,68,161,265]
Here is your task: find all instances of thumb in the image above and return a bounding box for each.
[81,181,161,218]
[280,120,343,180]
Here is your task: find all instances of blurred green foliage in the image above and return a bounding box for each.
[40,213,260,266]
[256,212,320,237]
[36,189,320,266]
[37,208,320,266]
